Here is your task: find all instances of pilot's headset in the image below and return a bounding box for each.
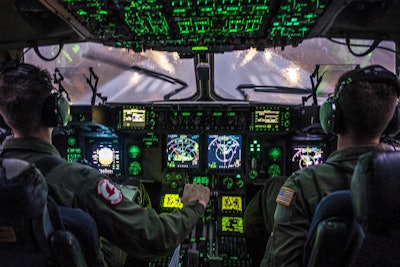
[319,65,400,135]
[0,61,70,127]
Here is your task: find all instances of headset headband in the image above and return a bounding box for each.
[335,65,400,97]
[0,61,39,76]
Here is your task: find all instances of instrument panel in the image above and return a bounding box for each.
[52,102,335,267]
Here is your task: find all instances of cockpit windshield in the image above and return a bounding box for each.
[24,38,396,105]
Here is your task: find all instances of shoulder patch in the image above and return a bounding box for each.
[276,186,295,207]
[97,178,122,205]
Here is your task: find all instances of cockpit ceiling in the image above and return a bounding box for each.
[2,0,400,53]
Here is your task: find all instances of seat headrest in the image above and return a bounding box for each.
[0,158,48,217]
[351,151,400,235]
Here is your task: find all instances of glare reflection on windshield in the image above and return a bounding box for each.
[214,38,395,104]
[24,38,395,105]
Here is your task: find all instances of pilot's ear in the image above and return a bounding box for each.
[0,114,11,130]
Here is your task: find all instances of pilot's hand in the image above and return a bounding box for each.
[181,183,210,208]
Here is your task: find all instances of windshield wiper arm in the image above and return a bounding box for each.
[82,52,188,100]
[236,84,312,100]
[129,66,188,101]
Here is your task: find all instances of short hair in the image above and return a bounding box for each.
[338,79,398,139]
[0,63,53,134]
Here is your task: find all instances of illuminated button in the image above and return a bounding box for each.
[170,181,178,189]
[269,147,282,161]
[248,169,258,180]
[236,180,244,189]
[128,161,142,176]
[268,164,282,177]
[222,176,234,190]
[68,136,76,146]
[165,173,173,181]
[128,145,141,159]
[175,173,183,181]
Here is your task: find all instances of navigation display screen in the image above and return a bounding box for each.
[207,134,242,170]
[166,134,200,169]
[291,140,328,172]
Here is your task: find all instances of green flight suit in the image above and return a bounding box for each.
[244,176,288,267]
[1,137,205,267]
[262,144,393,267]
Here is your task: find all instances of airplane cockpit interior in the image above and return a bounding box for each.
[1,0,400,266]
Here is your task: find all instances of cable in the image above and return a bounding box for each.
[345,36,382,57]
[31,40,64,61]
[328,37,400,58]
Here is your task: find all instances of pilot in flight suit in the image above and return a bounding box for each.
[262,144,393,266]
[263,65,400,266]
[1,137,207,266]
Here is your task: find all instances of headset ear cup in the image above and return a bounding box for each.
[57,94,70,126]
[42,93,70,127]
[320,98,338,134]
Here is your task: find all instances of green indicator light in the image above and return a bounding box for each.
[268,164,282,177]
[128,161,142,176]
[248,170,258,180]
[170,181,178,189]
[128,145,141,159]
[236,180,244,189]
[62,51,73,62]
[201,7,213,12]
[192,46,208,51]
[68,137,76,146]
[165,173,172,181]
[208,162,217,169]
[222,177,234,189]
[213,112,223,117]
[269,148,282,161]
[227,6,239,11]
[255,6,269,11]
[69,147,78,153]
[228,112,236,116]
[193,176,209,187]
[72,44,81,54]
[173,8,186,13]
[182,112,191,116]
[77,10,87,16]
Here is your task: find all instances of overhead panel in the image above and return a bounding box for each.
[41,0,333,53]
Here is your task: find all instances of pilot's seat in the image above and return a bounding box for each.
[304,151,400,267]
[0,158,100,267]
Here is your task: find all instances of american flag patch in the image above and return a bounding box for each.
[276,186,295,207]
